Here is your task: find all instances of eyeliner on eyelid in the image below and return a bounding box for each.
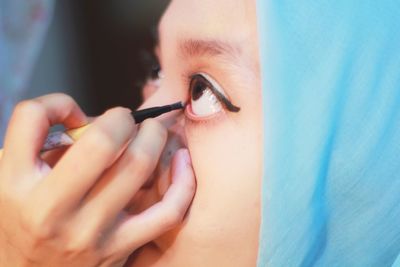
[190,73,240,113]
[146,58,240,114]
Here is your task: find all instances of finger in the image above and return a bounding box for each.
[124,129,186,214]
[106,148,196,254]
[2,93,87,171]
[40,146,70,168]
[34,93,88,128]
[34,107,136,213]
[76,119,167,232]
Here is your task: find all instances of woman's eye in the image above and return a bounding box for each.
[188,73,225,117]
[149,63,165,82]
[150,64,162,80]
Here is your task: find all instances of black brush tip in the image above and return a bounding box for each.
[170,101,185,110]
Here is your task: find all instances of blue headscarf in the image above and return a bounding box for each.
[257,1,400,266]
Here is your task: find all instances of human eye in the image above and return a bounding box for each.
[148,60,164,82]
[185,73,240,120]
[141,53,165,100]
[150,64,162,80]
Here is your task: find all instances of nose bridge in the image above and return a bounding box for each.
[139,86,185,129]
[140,76,181,105]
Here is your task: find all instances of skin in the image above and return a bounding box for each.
[128,0,263,266]
[0,94,195,267]
[0,0,262,266]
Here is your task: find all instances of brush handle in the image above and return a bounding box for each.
[0,124,91,159]
[41,124,91,151]
[0,101,184,159]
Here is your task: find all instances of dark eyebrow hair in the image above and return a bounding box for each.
[179,39,241,59]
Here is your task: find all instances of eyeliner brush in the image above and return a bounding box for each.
[133,101,185,123]
[0,101,185,157]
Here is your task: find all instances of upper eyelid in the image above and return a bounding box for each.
[150,47,241,113]
[190,73,240,113]
[193,72,228,97]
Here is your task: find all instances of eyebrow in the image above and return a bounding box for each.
[179,38,241,60]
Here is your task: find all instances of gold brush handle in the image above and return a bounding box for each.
[0,124,91,159]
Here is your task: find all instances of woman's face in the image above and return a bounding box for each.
[129,0,262,266]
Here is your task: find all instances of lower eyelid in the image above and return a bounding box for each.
[184,102,226,122]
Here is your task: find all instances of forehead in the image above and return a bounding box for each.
[159,0,256,42]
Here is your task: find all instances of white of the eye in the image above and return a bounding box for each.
[191,88,222,116]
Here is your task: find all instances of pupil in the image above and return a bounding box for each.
[192,80,206,101]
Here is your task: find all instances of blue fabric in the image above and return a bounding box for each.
[257,1,400,266]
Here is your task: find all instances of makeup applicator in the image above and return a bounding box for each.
[0,101,185,157]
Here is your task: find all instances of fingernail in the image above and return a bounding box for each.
[180,148,191,166]
[172,148,191,183]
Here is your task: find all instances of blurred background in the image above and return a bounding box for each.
[24,0,169,115]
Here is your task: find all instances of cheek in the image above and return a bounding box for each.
[185,97,263,237]
[187,121,262,233]
[155,116,262,260]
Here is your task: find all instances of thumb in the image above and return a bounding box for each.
[107,148,196,255]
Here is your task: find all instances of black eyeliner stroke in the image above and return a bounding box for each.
[190,74,241,113]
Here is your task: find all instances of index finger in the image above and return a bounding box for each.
[2,93,88,169]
